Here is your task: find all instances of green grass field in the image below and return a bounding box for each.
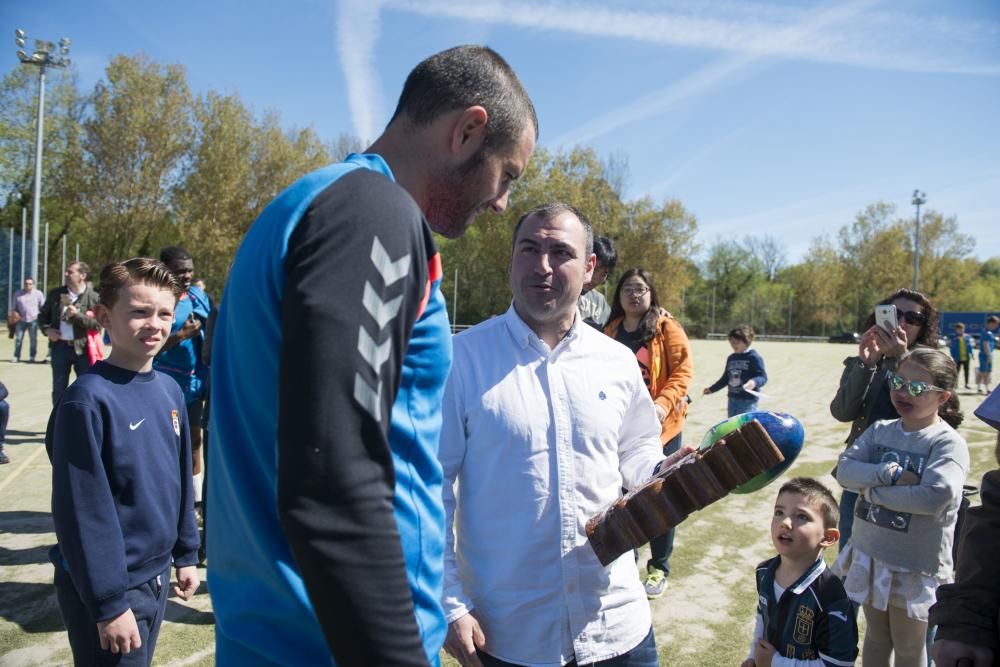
[2,336,996,666]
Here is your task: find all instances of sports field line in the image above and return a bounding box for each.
[0,444,46,494]
[165,644,215,666]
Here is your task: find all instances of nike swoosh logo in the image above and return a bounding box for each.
[129,419,145,431]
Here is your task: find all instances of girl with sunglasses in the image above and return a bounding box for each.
[833,348,969,667]
[604,267,692,599]
[830,288,940,552]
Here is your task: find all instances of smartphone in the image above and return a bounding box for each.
[875,304,898,332]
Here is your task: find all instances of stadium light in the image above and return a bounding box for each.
[15,28,71,283]
[911,189,927,291]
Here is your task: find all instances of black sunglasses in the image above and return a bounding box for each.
[899,310,927,326]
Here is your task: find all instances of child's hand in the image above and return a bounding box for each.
[754,639,776,667]
[743,380,756,391]
[173,565,200,601]
[740,659,756,667]
[897,470,920,486]
[97,608,141,654]
[702,387,711,395]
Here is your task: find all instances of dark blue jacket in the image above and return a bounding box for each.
[709,348,768,399]
[754,556,858,666]
[47,362,199,622]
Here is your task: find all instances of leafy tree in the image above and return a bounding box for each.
[81,54,194,263]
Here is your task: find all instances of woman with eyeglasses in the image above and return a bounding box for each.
[830,288,940,552]
[604,267,692,599]
[833,347,968,666]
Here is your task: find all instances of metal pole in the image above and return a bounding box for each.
[7,228,13,307]
[680,287,685,320]
[75,243,79,262]
[20,209,26,284]
[43,222,49,293]
[452,267,458,333]
[913,202,921,291]
[62,234,66,278]
[711,287,716,334]
[787,291,792,336]
[30,67,46,284]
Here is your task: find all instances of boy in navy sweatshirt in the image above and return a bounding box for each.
[704,324,768,416]
[47,258,200,665]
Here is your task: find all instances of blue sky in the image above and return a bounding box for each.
[5,0,999,263]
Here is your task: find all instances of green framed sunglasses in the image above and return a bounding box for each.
[888,372,945,397]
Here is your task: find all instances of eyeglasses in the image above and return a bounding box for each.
[888,372,945,397]
[622,286,650,297]
[899,310,927,326]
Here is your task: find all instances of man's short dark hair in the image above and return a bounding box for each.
[159,246,192,266]
[988,315,999,324]
[777,477,839,530]
[389,45,538,156]
[593,236,618,271]
[511,203,593,257]
[98,258,182,309]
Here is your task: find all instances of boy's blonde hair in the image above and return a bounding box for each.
[777,477,839,530]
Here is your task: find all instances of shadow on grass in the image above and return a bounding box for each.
[0,510,54,534]
[165,600,214,626]
[0,581,64,633]
[3,430,45,446]
[0,542,53,566]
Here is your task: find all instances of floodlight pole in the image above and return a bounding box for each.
[16,29,70,283]
[912,189,926,291]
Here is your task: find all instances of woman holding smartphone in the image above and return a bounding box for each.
[830,287,940,550]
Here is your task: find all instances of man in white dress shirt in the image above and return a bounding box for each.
[440,203,682,666]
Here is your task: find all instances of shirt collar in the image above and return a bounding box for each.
[503,303,582,355]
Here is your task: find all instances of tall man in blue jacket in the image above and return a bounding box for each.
[208,45,537,666]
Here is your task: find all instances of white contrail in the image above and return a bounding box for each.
[381,0,999,75]
[336,0,384,144]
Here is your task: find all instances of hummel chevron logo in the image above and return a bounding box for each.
[829,611,848,622]
[370,237,410,287]
[129,419,145,431]
[362,282,403,329]
[357,327,391,374]
[353,374,382,422]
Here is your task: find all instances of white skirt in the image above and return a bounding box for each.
[831,545,949,621]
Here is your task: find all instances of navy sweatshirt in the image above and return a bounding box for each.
[708,348,768,399]
[47,361,199,622]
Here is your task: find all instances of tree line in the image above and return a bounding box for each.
[2,54,996,334]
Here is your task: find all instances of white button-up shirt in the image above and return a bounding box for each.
[440,305,665,666]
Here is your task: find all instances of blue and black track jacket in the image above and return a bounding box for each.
[753,556,858,666]
[208,154,450,666]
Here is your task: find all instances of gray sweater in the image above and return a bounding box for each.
[837,419,969,576]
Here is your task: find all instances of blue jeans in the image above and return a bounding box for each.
[838,489,858,552]
[647,433,683,576]
[13,320,38,360]
[727,396,758,417]
[478,626,658,666]
[50,341,93,406]
[54,563,170,666]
